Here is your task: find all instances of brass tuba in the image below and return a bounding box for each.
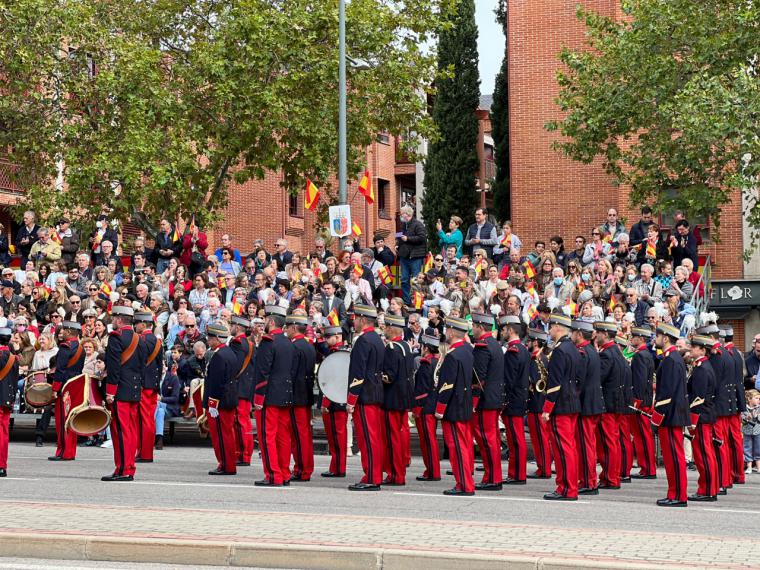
[533,348,550,393]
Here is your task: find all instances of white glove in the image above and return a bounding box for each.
[489,304,501,316]
[207,407,219,419]
[379,298,390,311]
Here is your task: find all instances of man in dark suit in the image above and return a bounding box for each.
[272,238,293,272]
[669,219,699,269]
[15,210,40,267]
[320,281,347,332]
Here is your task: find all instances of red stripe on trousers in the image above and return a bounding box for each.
[255,406,291,484]
[54,396,78,460]
[443,420,474,493]
[289,405,314,479]
[353,404,384,485]
[692,423,719,497]
[618,413,633,478]
[577,414,600,489]
[503,414,527,481]
[137,389,157,460]
[208,408,237,474]
[527,412,552,477]
[234,399,254,463]
[596,413,621,486]
[629,413,656,476]
[414,413,440,479]
[322,410,347,475]
[0,406,9,468]
[548,414,578,498]
[109,401,138,477]
[382,409,408,484]
[659,425,687,501]
[471,409,501,484]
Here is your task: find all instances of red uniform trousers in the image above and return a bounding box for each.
[401,416,411,468]
[136,389,158,460]
[255,405,291,484]
[728,414,745,484]
[692,423,719,497]
[502,414,527,481]
[54,396,78,460]
[713,416,732,489]
[629,413,657,476]
[658,425,687,502]
[618,413,633,478]
[596,413,621,486]
[208,408,237,474]
[109,401,138,477]
[576,414,600,490]
[234,399,254,464]
[527,412,552,477]
[353,403,384,485]
[322,410,348,475]
[414,413,440,479]
[289,405,314,480]
[547,414,579,499]
[470,409,502,484]
[442,420,474,493]
[382,409,407,484]
[0,406,9,469]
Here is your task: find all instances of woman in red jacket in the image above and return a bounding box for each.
[180,223,208,277]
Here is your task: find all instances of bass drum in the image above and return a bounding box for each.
[24,370,54,408]
[317,350,350,405]
[62,374,111,436]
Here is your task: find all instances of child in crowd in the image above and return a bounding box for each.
[741,389,760,474]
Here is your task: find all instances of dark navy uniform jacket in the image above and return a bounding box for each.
[434,340,473,423]
[253,329,294,407]
[412,355,438,415]
[472,333,504,411]
[347,327,385,407]
[688,357,716,425]
[630,344,655,409]
[577,341,605,416]
[105,327,144,402]
[204,344,238,410]
[0,347,19,408]
[543,336,581,416]
[51,339,85,393]
[230,334,255,401]
[382,338,413,411]
[712,348,739,417]
[503,339,530,416]
[653,346,689,427]
[598,341,627,414]
[724,343,748,413]
[140,331,163,392]
[290,335,316,407]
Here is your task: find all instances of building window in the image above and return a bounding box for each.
[377,131,390,145]
[288,192,302,218]
[377,179,390,219]
[658,188,711,242]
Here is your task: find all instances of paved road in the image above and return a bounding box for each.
[1,441,757,568]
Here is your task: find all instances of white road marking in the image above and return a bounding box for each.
[131,480,290,489]
[393,491,581,504]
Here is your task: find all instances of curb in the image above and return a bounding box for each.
[0,532,710,569]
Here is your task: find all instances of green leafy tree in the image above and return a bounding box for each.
[422,0,480,237]
[490,43,509,224]
[546,0,760,243]
[0,0,454,232]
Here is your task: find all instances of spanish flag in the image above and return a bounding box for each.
[378,265,393,285]
[523,259,536,279]
[100,282,112,296]
[608,296,618,313]
[646,239,656,258]
[327,307,340,326]
[171,224,181,243]
[565,298,578,316]
[526,281,537,298]
[358,170,374,204]
[474,258,486,275]
[602,231,613,244]
[527,304,538,320]
[232,299,243,315]
[500,233,511,248]
[413,291,424,310]
[305,179,320,212]
[51,231,62,244]
[352,263,363,279]
[422,252,434,273]
[351,221,362,238]
[218,276,226,289]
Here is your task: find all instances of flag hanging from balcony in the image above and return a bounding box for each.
[358,170,374,204]
[305,179,320,211]
[351,222,362,237]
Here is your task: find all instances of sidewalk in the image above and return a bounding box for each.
[0,499,752,569]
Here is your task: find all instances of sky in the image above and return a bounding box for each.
[475,0,504,96]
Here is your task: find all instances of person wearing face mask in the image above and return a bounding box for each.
[88,215,119,256]
[544,267,575,307]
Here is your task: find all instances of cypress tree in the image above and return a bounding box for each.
[422,0,481,238]
[490,42,509,223]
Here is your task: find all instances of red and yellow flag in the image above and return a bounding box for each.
[305,179,320,211]
[422,252,434,273]
[171,224,181,243]
[378,265,393,285]
[352,263,363,279]
[218,276,226,289]
[327,308,340,327]
[358,170,374,204]
[523,259,536,279]
[527,304,538,320]
[646,239,656,258]
[100,282,112,296]
[474,258,487,275]
[351,222,362,238]
[526,281,537,298]
[313,265,322,282]
[602,231,613,244]
[232,299,243,315]
[500,233,511,248]
[608,296,618,313]
[413,291,424,310]
[565,299,578,317]
[51,231,62,244]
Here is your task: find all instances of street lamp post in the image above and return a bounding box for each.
[338,0,347,205]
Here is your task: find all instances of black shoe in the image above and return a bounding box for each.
[718,487,728,495]
[475,465,485,472]
[734,479,746,485]
[321,471,346,478]
[208,469,236,476]
[348,483,381,491]
[35,437,43,447]
[688,494,717,502]
[503,478,526,485]
[135,458,153,463]
[101,474,134,482]
[526,473,551,479]
[255,479,284,487]
[656,498,687,507]
[0,468,6,477]
[631,473,657,480]
[686,461,697,471]
[599,483,621,490]
[236,461,251,466]
[543,491,576,501]
[620,477,632,484]
[415,475,441,482]
[443,488,475,496]
[381,480,405,486]
[578,487,599,495]
[48,456,74,461]
[289,477,311,483]
[475,482,503,491]
[446,469,453,475]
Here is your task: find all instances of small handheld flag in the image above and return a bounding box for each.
[351,222,362,238]
[327,308,340,326]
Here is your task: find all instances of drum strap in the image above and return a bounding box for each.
[236,340,254,378]
[66,343,83,369]
[145,338,163,366]
[121,333,140,365]
[0,353,15,382]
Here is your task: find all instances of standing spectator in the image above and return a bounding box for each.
[600,208,625,243]
[94,240,123,274]
[674,210,702,247]
[629,206,653,248]
[153,218,182,274]
[272,238,293,272]
[214,234,242,265]
[130,236,152,266]
[0,223,10,267]
[56,217,80,266]
[312,237,333,262]
[742,390,760,474]
[371,234,396,268]
[15,210,40,267]
[464,208,497,258]
[565,235,586,266]
[582,227,611,265]
[435,216,464,257]
[396,205,427,305]
[681,258,704,299]
[180,222,208,277]
[548,236,566,268]
[217,248,241,276]
[669,219,698,269]
[745,334,760,390]
[88,214,119,255]
[493,221,522,266]
[29,228,62,268]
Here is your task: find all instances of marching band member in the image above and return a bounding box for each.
[347,304,386,491]
[319,326,348,478]
[571,319,605,495]
[102,306,144,482]
[134,310,163,463]
[470,312,504,490]
[49,321,85,462]
[413,334,441,481]
[253,305,294,486]
[381,314,413,486]
[651,323,689,507]
[0,327,18,477]
[629,325,657,479]
[542,313,581,501]
[525,329,552,479]
[204,323,239,475]
[501,314,530,485]
[285,312,316,482]
[721,326,748,486]
[435,316,475,496]
[687,335,719,501]
[616,334,635,482]
[229,315,255,467]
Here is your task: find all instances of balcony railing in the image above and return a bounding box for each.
[0,160,23,193]
[483,158,495,182]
